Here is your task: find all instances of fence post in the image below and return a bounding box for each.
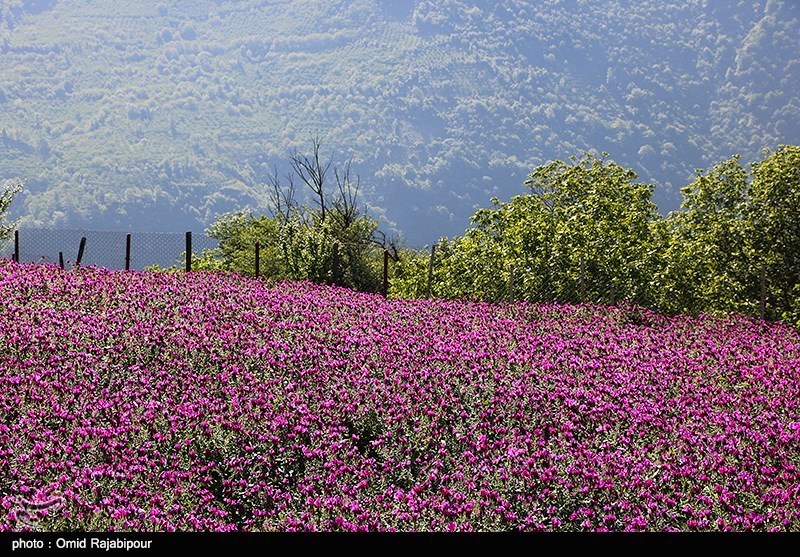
[185,231,192,272]
[125,233,131,271]
[580,256,586,303]
[610,280,616,305]
[59,252,64,270]
[255,241,261,278]
[507,263,515,301]
[382,249,389,297]
[426,244,436,298]
[76,237,86,266]
[13,230,19,263]
[331,242,339,285]
[760,263,766,320]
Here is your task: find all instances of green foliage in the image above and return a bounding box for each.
[207,210,384,292]
[317,212,383,293]
[205,211,283,276]
[658,156,755,316]
[184,248,227,272]
[388,246,433,299]
[1,178,22,245]
[394,153,661,304]
[392,148,800,328]
[655,145,800,324]
[521,154,660,305]
[205,141,386,293]
[392,236,499,301]
[143,261,180,273]
[196,145,800,329]
[748,145,800,324]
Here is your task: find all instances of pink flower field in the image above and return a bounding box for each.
[1,259,799,531]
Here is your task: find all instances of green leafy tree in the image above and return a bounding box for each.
[747,145,800,324]
[392,148,800,328]
[516,153,661,304]
[394,153,662,304]
[204,211,285,277]
[658,156,755,316]
[406,233,508,301]
[389,245,436,299]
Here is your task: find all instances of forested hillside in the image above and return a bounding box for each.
[1,0,798,244]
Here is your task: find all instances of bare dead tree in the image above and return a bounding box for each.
[371,229,400,262]
[279,137,400,270]
[265,165,297,224]
[289,135,331,223]
[332,160,361,230]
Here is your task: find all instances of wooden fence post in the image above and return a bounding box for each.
[331,242,339,285]
[382,249,389,297]
[580,256,586,303]
[185,231,192,272]
[59,252,64,270]
[125,233,131,271]
[76,237,86,266]
[426,244,436,298]
[13,230,19,263]
[507,263,515,301]
[760,263,766,320]
[255,241,261,278]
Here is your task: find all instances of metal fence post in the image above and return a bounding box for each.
[125,233,131,271]
[507,263,515,301]
[76,237,87,266]
[59,252,64,270]
[580,256,586,303]
[13,230,19,263]
[255,241,261,278]
[330,242,339,285]
[426,244,436,298]
[760,263,766,320]
[185,231,192,272]
[382,249,389,297]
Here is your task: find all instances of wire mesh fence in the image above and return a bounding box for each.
[0,228,218,271]
[1,228,792,325]
[501,256,658,308]
[406,242,787,323]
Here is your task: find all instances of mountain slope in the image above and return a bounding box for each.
[1,0,798,245]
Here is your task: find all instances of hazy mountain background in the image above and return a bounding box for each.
[1,0,798,246]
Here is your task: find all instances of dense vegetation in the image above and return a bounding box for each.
[202,145,800,326]
[395,145,800,326]
[1,0,798,244]
[2,262,799,531]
